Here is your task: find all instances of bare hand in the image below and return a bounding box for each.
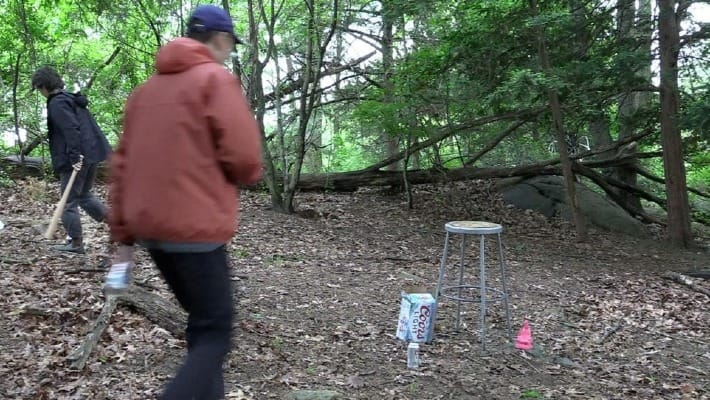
[72,155,84,171]
[113,244,135,264]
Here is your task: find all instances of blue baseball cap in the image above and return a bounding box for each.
[188,5,243,44]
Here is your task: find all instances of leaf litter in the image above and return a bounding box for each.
[0,180,708,399]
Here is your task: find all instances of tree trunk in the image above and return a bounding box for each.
[247,0,285,211]
[530,0,586,240]
[614,0,652,212]
[658,0,693,247]
[282,0,339,213]
[221,0,243,78]
[381,0,398,171]
[12,52,24,161]
[304,111,324,173]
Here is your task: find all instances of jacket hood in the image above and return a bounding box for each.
[155,38,216,74]
[47,91,89,108]
[73,92,89,108]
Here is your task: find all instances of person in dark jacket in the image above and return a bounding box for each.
[31,66,112,254]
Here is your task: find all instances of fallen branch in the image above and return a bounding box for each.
[573,163,665,225]
[684,270,710,280]
[66,285,186,370]
[67,294,118,370]
[0,257,32,265]
[64,268,107,274]
[662,271,710,297]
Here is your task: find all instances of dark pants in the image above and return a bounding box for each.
[149,247,233,400]
[59,163,107,240]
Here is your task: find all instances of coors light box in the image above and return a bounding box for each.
[396,292,437,343]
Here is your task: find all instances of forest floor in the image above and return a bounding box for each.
[0,178,708,400]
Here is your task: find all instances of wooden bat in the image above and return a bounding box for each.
[44,167,80,240]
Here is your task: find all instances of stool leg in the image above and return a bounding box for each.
[479,234,487,350]
[455,234,467,330]
[497,233,513,341]
[435,232,450,302]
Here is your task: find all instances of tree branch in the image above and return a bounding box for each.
[573,163,665,225]
[632,165,710,198]
[85,47,121,91]
[680,23,710,46]
[263,52,375,102]
[134,0,162,47]
[463,120,529,166]
[363,108,546,172]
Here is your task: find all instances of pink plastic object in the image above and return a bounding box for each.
[515,320,533,350]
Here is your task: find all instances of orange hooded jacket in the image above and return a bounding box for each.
[109,38,262,245]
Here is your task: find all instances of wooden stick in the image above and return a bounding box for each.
[44,167,80,239]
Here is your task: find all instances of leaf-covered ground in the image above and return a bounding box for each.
[1,179,708,400]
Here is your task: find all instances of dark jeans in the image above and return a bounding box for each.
[149,246,233,400]
[59,163,107,240]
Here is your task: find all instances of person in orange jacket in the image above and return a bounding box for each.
[107,5,262,399]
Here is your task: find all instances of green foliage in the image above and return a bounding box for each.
[520,389,542,399]
[0,167,13,188]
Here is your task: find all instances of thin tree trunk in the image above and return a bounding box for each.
[658,0,693,247]
[381,0,398,171]
[530,0,586,240]
[283,0,339,212]
[247,0,284,211]
[12,53,24,162]
[222,0,243,77]
[403,133,413,209]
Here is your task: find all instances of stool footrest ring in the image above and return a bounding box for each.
[439,285,508,303]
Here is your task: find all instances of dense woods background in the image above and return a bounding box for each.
[1,0,709,246]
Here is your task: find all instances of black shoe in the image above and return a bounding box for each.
[52,239,85,254]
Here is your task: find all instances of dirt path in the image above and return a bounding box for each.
[0,182,708,399]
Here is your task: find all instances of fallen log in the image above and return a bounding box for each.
[684,270,710,280]
[1,155,110,180]
[1,155,45,178]
[118,285,186,338]
[66,286,185,370]
[663,271,710,297]
[297,164,561,191]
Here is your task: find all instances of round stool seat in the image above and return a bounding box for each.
[445,221,502,235]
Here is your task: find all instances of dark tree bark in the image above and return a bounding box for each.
[658,0,693,247]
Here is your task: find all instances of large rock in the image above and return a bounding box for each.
[502,176,649,236]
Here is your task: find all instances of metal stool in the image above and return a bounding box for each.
[435,221,512,349]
